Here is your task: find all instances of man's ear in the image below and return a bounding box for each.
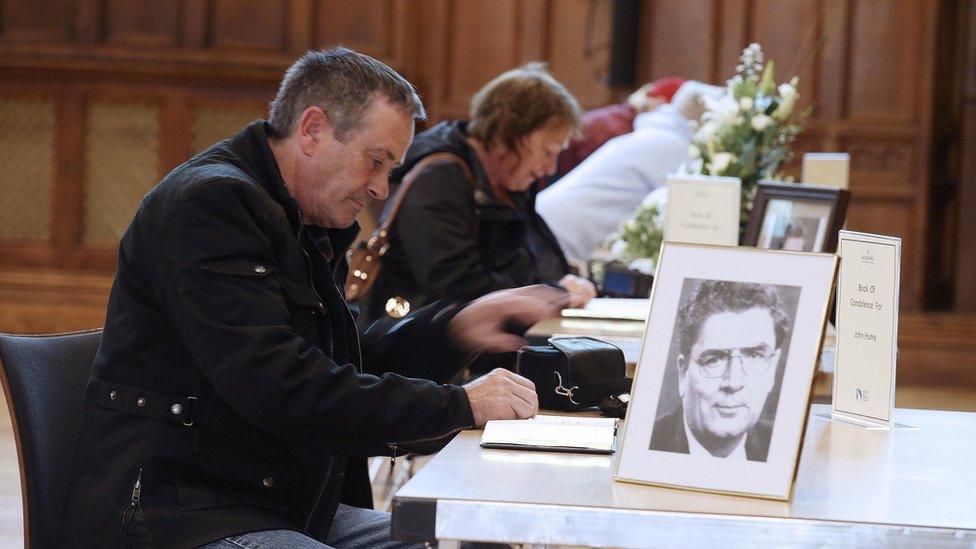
[677,354,689,398]
[297,106,333,156]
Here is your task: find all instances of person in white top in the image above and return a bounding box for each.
[537,81,722,264]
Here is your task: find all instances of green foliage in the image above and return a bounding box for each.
[608,204,664,265]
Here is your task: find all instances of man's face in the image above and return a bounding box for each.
[678,307,779,447]
[291,97,414,228]
[500,123,571,192]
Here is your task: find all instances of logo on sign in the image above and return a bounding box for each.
[856,388,870,402]
[860,250,875,265]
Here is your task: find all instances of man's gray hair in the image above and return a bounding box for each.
[268,47,426,141]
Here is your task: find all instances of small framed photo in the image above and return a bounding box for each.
[742,182,850,253]
[614,243,837,500]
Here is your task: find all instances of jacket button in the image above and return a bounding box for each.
[171,403,183,415]
[109,390,117,400]
[137,397,146,407]
[254,265,267,274]
[262,476,274,488]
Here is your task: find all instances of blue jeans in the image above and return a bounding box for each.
[200,503,424,548]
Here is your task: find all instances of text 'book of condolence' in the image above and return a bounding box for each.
[480,415,617,454]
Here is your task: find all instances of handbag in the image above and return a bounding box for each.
[345,152,474,302]
[516,336,632,412]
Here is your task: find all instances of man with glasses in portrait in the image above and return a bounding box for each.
[650,280,793,462]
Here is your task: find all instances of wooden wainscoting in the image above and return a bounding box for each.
[0,269,112,334]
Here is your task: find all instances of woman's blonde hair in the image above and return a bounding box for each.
[467,63,581,152]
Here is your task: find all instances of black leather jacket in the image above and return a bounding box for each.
[363,121,569,333]
[58,121,474,548]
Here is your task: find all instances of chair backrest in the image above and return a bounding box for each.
[0,330,101,549]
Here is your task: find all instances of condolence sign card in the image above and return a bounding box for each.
[664,174,741,246]
[832,230,901,428]
[802,153,850,190]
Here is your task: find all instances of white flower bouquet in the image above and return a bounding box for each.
[688,43,807,230]
[606,43,807,269]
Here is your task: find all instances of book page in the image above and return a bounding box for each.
[562,298,651,321]
[481,415,616,452]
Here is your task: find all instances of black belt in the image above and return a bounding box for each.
[92,379,215,428]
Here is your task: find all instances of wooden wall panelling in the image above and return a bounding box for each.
[81,87,162,248]
[182,0,209,48]
[546,0,615,109]
[924,0,964,310]
[314,0,400,65]
[53,85,88,267]
[211,0,288,53]
[0,269,113,333]
[912,0,938,311]
[846,0,921,124]
[816,0,849,146]
[955,0,976,310]
[714,0,749,84]
[412,0,451,121]
[0,93,55,243]
[190,96,270,154]
[443,0,521,117]
[287,0,314,54]
[748,0,819,116]
[160,95,193,176]
[0,0,74,44]
[0,79,71,270]
[640,0,716,83]
[75,0,104,44]
[516,0,547,64]
[104,0,182,48]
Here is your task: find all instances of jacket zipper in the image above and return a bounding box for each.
[120,468,143,539]
[330,260,363,372]
[386,425,473,467]
[295,209,337,532]
[302,456,335,533]
[296,210,333,358]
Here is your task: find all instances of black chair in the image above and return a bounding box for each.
[0,330,101,549]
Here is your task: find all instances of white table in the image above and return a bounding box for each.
[391,405,976,547]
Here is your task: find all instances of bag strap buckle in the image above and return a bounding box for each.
[366,231,390,256]
[553,372,581,406]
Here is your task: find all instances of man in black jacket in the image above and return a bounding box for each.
[59,47,564,548]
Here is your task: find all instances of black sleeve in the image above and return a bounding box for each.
[394,162,524,298]
[361,299,468,384]
[154,180,474,456]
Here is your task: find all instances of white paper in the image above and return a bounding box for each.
[562,298,651,321]
[803,153,850,189]
[482,415,616,451]
[833,231,900,427]
[664,174,741,246]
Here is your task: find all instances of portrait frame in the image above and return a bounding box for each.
[742,181,850,253]
[614,243,838,501]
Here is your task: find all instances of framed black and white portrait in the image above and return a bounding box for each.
[742,182,850,253]
[614,243,837,500]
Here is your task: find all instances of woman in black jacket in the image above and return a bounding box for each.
[364,63,596,328]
